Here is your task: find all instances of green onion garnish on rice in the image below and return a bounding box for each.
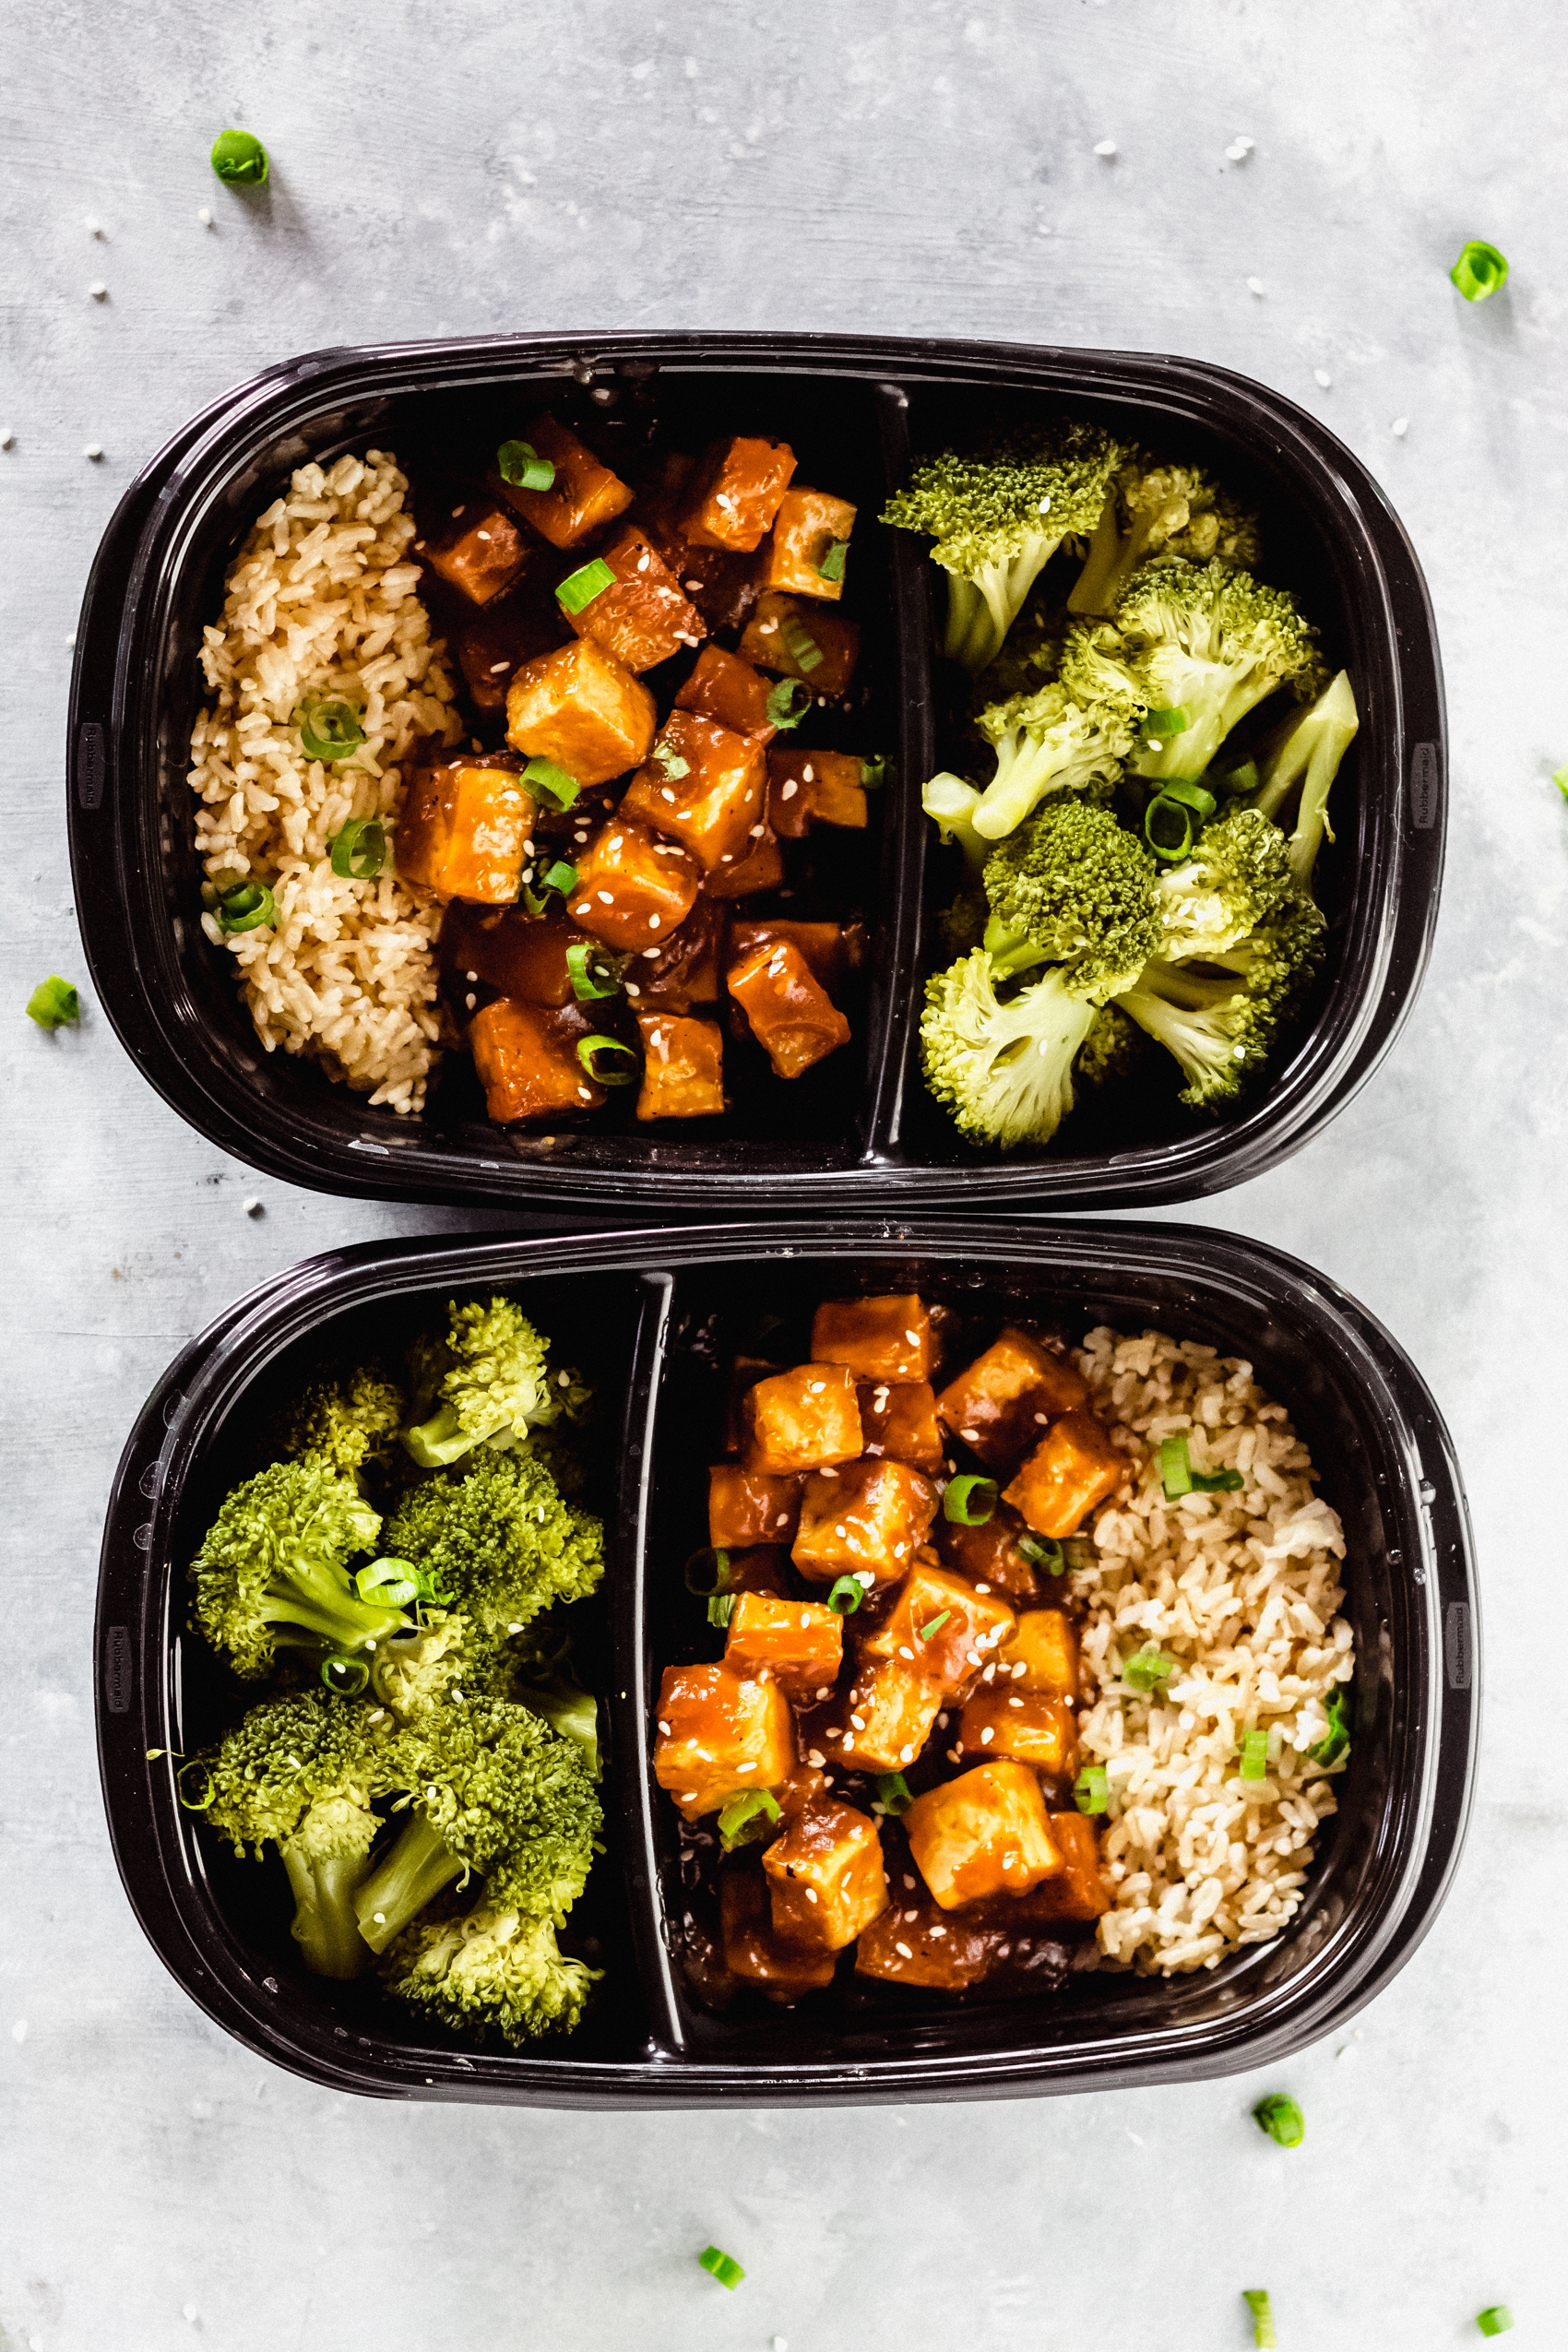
[698,2245,745,2290]
[1449,240,1509,301]
[1073,1764,1109,1815]
[1476,2307,1515,2336]
[1017,1533,1065,1574]
[26,976,80,1028]
[215,880,276,933]
[1252,2092,1305,2148]
[497,438,556,492]
[556,557,617,615]
[1123,1646,1175,1693]
[296,695,366,763]
[1307,1684,1350,1767]
[327,815,387,879]
[576,1035,638,1087]
[1159,1431,1243,1499]
[943,1474,998,1526]
[717,1789,780,1850]
[209,128,268,185]
[1239,1728,1270,1781]
[764,678,812,731]
[1242,2288,1277,2347]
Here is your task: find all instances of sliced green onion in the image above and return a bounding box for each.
[1219,758,1260,798]
[1476,2308,1515,2337]
[576,1034,638,1087]
[1241,2289,1277,2348]
[1159,778,1218,818]
[653,740,692,781]
[781,615,824,672]
[26,976,80,1029]
[520,757,580,812]
[1553,764,1568,802]
[873,1772,913,1816]
[542,860,579,896]
[1252,2092,1305,2149]
[565,941,624,1002]
[296,695,366,763]
[1123,1646,1175,1693]
[943,1474,998,1526]
[1142,705,1190,738]
[707,1593,736,1629]
[412,1566,455,1607]
[698,2246,745,2291]
[1239,1728,1270,1781]
[1450,240,1509,301]
[176,1760,216,1811]
[1073,1764,1109,1815]
[683,1547,732,1597]
[815,538,849,584]
[209,128,268,185]
[556,557,617,615]
[1017,1533,1065,1575]
[497,438,556,492]
[321,1655,370,1696]
[765,678,812,731]
[717,1788,781,1850]
[1158,1431,1242,1498]
[1145,792,1195,861]
[1307,1684,1350,1767]
[216,880,276,933]
[826,1575,864,1615]
[328,815,387,879]
[917,1610,952,1642]
[860,754,887,790]
[354,1557,420,1609]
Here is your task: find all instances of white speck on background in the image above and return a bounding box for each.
[83,443,102,458]
[1314,368,1333,387]
[182,2305,198,2323]
[1126,2128,1145,2144]
[243,1197,264,1218]
[1226,135,1254,160]
[0,428,13,447]
[1392,416,1409,435]
[11,2019,27,2043]
[85,214,101,235]
[65,635,76,648]
[88,280,107,300]
[1246,275,1265,294]
[196,206,212,226]
[1094,137,1117,157]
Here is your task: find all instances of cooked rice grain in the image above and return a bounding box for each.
[187,451,458,1111]
[1070,1326,1353,1976]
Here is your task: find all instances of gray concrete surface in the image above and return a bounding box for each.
[3,3,1563,2346]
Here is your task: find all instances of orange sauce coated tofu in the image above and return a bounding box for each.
[630,899,727,1012]
[634,1011,724,1120]
[742,1362,861,1476]
[397,756,534,904]
[469,997,605,1123]
[763,1800,887,1952]
[855,1901,1002,1990]
[505,639,656,790]
[701,823,785,899]
[858,1380,944,1472]
[619,712,767,874]
[1025,1812,1111,1921]
[761,486,857,600]
[560,524,706,672]
[673,643,779,742]
[708,1464,802,1548]
[956,1688,1077,1776]
[493,412,634,549]
[937,1507,1047,1606]
[724,1592,843,1698]
[792,1456,938,1586]
[766,747,868,838]
[1004,1410,1126,1538]
[730,921,860,998]
[422,504,529,606]
[936,1327,1092,1475]
[739,592,861,696]
[728,938,850,1080]
[453,590,563,714]
[680,435,798,552]
[813,1295,937,1383]
[904,1760,1063,1910]
[652,1663,795,1817]
[440,905,595,1009]
[998,1609,1079,1701]
[719,1867,837,1994]
[861,1562,1016,1698]
[568,816,700,953]
[823,1658,943,1773]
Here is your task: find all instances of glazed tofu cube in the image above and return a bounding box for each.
[708,1464,803,1548]
[719,1867,837,1994]
[397,754,534,904]
[567,817,701,953]
[422,503,529,606]
[469,997,605,1123]
[998,1609,1079,1701]
[857,1380,944,1472]
[760,486,857,600]
[1004,1410,1126,1538]
[454,589,563,714]
[557,524,706,672]
[730,920,861,998]
[854,1901,1001,1990]
[619,712,767,873]
[1025,1813,1111,1921]
[652,1663,795,1817]
[824,1658,942,1774]
[766,748,869,838]
[792,1457,938,1586]
[673,644,779,741]
[861,1562,1016,1698]
[637,450,763,630]
[739,591,861,696]
[724,1592,843,1697]
[700,823,785,899]
[742,1363,862,1476]
[936,1327,1092,1475]
[722,1356,783,1455]
[727,938,851,1080]
[634,1012,724,1120]
[956,1689,1077,1776]
[938,1505,1050,1606]
[680,435,798,552]
[629,899,727,1012]
[505,638,657,789]
[812,1295,937,1384]
[904,1761,1063,1909]
[763,1800,888,1952]
[439,906,596,1009]
[492,412,633,548]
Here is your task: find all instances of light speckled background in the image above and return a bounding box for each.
[4,3,1563,2346]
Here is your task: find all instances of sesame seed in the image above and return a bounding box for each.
[974,1583,991,1595]
[197,207,212,226]
[897,1645,914,1660]
[980,1726,994,1744]
[489,659,510,673]
[961,1428,980,1442]
[903,1874,916,1891]
[735,1760,756,1773]
[476,530,492,542]
[83,443,102,459]
[899,1744,915,1763]
[88,280,107,301]
[1391,416,1409,437]
[814,1687,831,1700]
[905,1330,920,1346]
[818,1467,839,1479]
[597,889,614,903]
[1314,368,1333,389]
[451,505,466,518]
[929,1925,946,1940]
[802,764,814,782]
[895,1942,913,1959]
[1094,137,1117,157]
[806,1748,826,1765]
[1247,275,1266,295]
[1008,1696,1024,1708]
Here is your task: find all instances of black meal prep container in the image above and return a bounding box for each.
[68,332,1445,1213]
[95,1219,1477,2108]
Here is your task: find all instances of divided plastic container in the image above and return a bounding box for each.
[95,1219,1478,2108]
[67,332,1446,1211]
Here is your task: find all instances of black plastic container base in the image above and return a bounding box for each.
[96,1219,1477,2108]
[69,332,1446,1212]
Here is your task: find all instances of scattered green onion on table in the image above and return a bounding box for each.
[209,128,268,184]
[1449,240,1509,300]
[1252,2092,1305,2148]
[1241,2287,1277,2347]
[26,976,80,1028]
[698,2246,745,2290]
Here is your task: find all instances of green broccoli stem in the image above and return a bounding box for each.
[281,1847,376,1979]
[973,732,1065,840]
[982,913,1053,981]
[942,537,1063,672]
[402,1404,507,1470]
[354,1809,466,1955]
[921,773,992,880]
[260,1556,409,1654]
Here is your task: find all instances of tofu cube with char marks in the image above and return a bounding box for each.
[440,904,596,1009]
[505,638,657,789]
[630,898,727,1012]
[700,823,785,899]
[937,1505,1049,1607]
[956,1688,1077,1777]
[397,754,533,904]
[652,1662,795,1818]
[857,1380,944,1472]
[767,748,868,838]
[559,524,706,672]
[680,435,797,552]
[422,503,529,606]
[634,1011,724,1120]
[762,1800,887,1952]
[469,997,605,1123]
[822,1658,942,1774]
[708,1463,802,1548]
[792,1456,938,1586]
[861,1561,1015,1698]
[730,920,861,999]
[619,711,766,873]
[727,938,851,1080]
[854,1900,1003,1990]
[491,412,633,548]
[1004,1410,1126,1538]
[719,1866,837,1995]
[673,643,779,742]
[812,1294,938,1384]
[936,1327,1091,1476]
[739,591,861,697]
[904,1760,1063,1909]
[761,486,857,600]
[724,1591,843,1698]
[742,1362,861,1476]
[998,1609,1079,1701]
[568,816,700,953]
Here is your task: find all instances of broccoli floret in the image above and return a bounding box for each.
[969,682,1134,841]
[921,772,991,881]
[882,424,1122,672]
[370,1609,517,1724]
[382,1901,600,2045]
[1115,892,1324,1108]
[973,599,1064,703]
[1148,805,1305,962]
[384,1449,605,1644]
[275,1365,407,1488]
[1075,1002,1145,1089]
[1248,669,1360,892]
[191,1457,408,1681]
[936,884,989,960]
[507,1622,601,1776]
[921,951,1101,1149]
[197,1692,401,1978]
[1068,454,1261,617]
[402,1296,591,1470]
[981,802,1161,984]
